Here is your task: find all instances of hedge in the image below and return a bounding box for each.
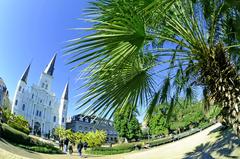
[0,123,62,154]
[147,137,173,147]
[8,121,30,135]
[86,143,142,155]
[1,123,31,145]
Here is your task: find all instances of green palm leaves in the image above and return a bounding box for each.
[65,0,240,127]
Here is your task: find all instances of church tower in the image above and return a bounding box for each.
[12,64,31,113]
[59,82,69,128]
[39,54,56,92]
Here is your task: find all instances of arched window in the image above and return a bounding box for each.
[32,94,34,99]
[49,101,51,106]
[18,86,22,92]
[15,100,18,106]
[22,104,25,111]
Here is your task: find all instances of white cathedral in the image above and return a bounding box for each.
[11,54,69,136]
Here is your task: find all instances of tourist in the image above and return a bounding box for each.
[64,138,69,153]
[59,139,64,151]
[77,141,83,158]
[69,142,73,155]
[83,141,88,151]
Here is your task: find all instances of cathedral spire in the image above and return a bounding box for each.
[44,54,57,76]
[21,64,31,83]
[61,82,69,100]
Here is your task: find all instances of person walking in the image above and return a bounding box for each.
[64,138,69,153]
[59,139,64,151]
[83,142,88,151]
[77,141,83,158]
[69,142,73,155]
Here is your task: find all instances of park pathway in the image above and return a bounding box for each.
[0,123,239,159]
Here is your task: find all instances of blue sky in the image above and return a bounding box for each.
[0,0,92,118]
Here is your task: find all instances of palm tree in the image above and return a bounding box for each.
[65,0,240,136]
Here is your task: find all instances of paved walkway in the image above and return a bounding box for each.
[0,123,239,159]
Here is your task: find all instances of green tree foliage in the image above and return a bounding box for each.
[85,130,107,147]
[66,0,240,136]
[149,105,169,136]
[54,127,106,147]
[148,102,220,136]
[114,107,142,141]
[54,127,66,140]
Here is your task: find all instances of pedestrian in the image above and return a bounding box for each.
[64,138,69,153]
[77,141,83,158]
[59,139,64,151]
[83,141,88,151]
[69,142,73,155]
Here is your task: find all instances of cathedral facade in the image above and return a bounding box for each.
[11,54,69,136]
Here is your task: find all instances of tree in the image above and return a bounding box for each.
[84,130,107,147]
[54,127,106,147]
[55,127,66,140]
[66,0,240,136]
[149,106,169,136]
[114,107,142,142]
[149,102,220,135]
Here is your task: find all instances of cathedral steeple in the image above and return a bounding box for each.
[21,64,31,83]
[61,82,69,100]
[44,54,57,76]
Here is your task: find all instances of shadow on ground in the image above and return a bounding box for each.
[183,127,240,159]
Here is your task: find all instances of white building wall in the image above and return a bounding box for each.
[12,63,68,137]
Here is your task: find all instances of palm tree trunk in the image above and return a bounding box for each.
[200,44,240,136]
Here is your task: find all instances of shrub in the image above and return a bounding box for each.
[147,137,172,147]
[8,121,30,134]
[17,145,62,154]
[2,109,30,134]
[86,143,142,155]
[0,123,61,154]
[1,123,31,145]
